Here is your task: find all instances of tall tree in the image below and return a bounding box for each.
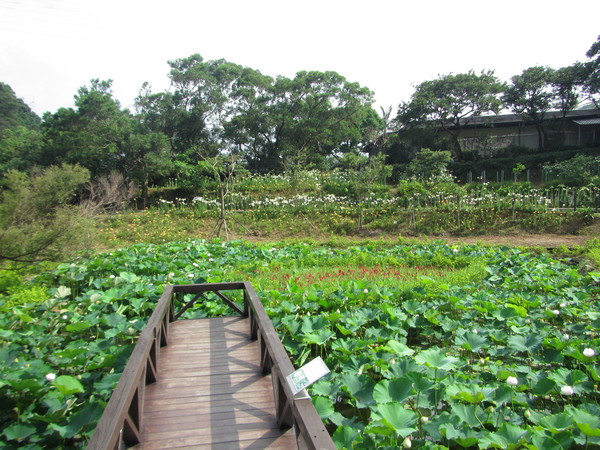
[0,126,44,175]
[42,80,171,205]
[582,35,600,108]
[396,71,504,160]
[551,64,586,141]
[41,79,129,173]
[272,71,377,171]
[142,55,379,173]
[503,66,555,151]
[0,82,40,133]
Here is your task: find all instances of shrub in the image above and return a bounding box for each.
[0,164,92,265]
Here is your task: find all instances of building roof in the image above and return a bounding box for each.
[459,106,600,129]
[573,118,600,126]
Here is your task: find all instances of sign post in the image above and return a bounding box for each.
[285,357,330,398]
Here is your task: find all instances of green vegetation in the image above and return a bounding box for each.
[0,164,92,265]
[0,240,598,448]
[0,31,599,450]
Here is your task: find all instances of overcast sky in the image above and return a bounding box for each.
[1,0,598,116]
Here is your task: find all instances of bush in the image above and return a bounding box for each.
[543,154,600,186]
[0,164,92,265]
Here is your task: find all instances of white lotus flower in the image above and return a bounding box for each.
[507,376,518,386]
[561,385,574,396]
[552,309,560,316]
[45,373,56,382]
[583,348,596,357]
[402,436,412,448]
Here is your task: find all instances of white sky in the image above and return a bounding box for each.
[0,0,598,116]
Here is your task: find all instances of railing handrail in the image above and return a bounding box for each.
[242,282,334,450]
[87,282,335,450]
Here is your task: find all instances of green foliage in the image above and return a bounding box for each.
[543,154,600,186]
[1,240,599,448]
[397,71,504,159]
[583,35,600,107]
[139,55,380,173]
[0,82,40,132]
[503,66,555,151]
[1,285,48,308]
[0,126,44,175]
[41,80,172,203]
[404,148,453,181]
[0,164,91,264]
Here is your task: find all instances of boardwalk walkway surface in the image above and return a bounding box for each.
[87,282,335,450]
[133,317,296,449]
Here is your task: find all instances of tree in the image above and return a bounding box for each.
[0,164,90,264]
[41,79,130,174]
[123,130,172,207]
[503,66,555,151]
[338,150,392,229]
[0,126,44,175]
[197,154,245,239]
[0,82,40,133]
[397,71,504,160]
[43,79,172,205]
[404,148,453,181]
[276,71,378,171]
[550,64,586,142]
[582,35,600,108]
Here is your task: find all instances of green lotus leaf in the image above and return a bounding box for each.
[540,413,574,432]
[332,425,362,449]
[2,423,36,441]
[415,348,460,371]
[383,339,415,357]
[507,334,543,354]
[532,377,556,395]
[312,396,334,420]
[478,423,529,449]
[54,375,84,395]
[455,332,487,352]
[302,328,336,345]
[372,402,417,437]
[567,407,600,437]
[373,378,413,404]
[452,403,485,428]
[340,373,375,408]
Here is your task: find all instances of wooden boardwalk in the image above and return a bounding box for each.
[88,283,334,450]
[132,316,296,449]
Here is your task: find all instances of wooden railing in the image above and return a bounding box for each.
[87,282,335,450]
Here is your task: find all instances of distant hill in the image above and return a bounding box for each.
[0,82,41,132]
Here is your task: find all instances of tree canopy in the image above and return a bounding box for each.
[1,37,599,198]
[0,83,40,133]
[396,71,504,160]
[503,66,555,151]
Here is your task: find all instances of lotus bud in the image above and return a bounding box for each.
[402,436,412,448]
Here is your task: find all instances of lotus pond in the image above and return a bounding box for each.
[0,240,599,449]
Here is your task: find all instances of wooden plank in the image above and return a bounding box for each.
[144,398,280,414]
[143,407,276,426]
[136,317,296,448]
[132,430,296,449]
